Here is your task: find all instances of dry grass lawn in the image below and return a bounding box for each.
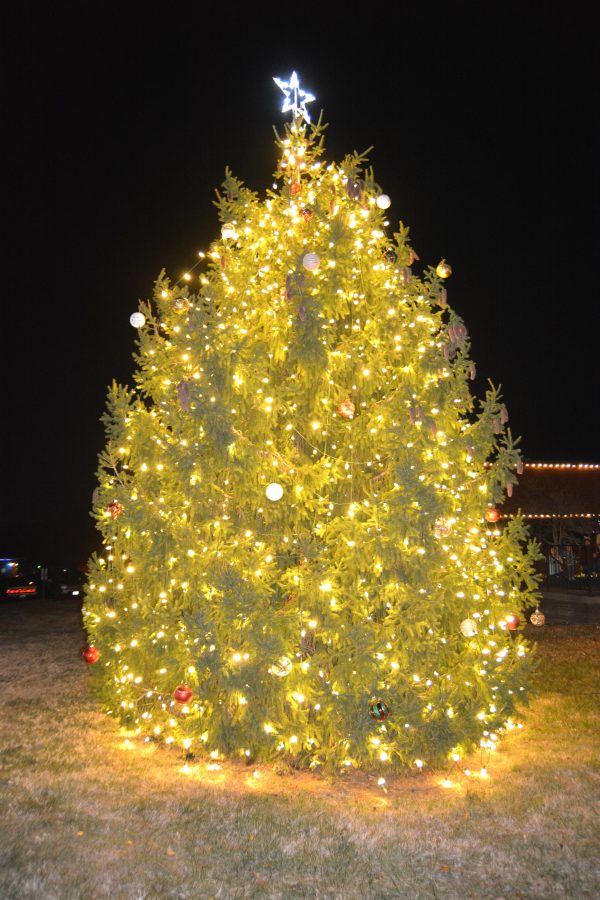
[0,598,599,899]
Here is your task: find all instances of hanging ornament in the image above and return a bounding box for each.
[500,405,509,425]
[290,181,302,196]
[376,193,391,209]
[173,684,193,704]
[401,267,412,285]
[506,483,514,498]
[516,460,524,475]
[177,381,191,413]
[439,287,448,307]
[406,248,420,265]
[220,255,227,271]
[130,312,145,328]
[269,656,293,677]
[221,223,237,240]
[460,618,478,638]
[91,487,99,507]
[300,207,314,222]
[493,416,501,434]
[300,630,316,656]
[303,252,320,271]
[107,500,124,520]
[436,260,452,279]
[485,507,501,523]
[433,518,451,539]
[265,482,284,502]
[469,363,477,380]
[530,608,545,627]
[346,178,364,200]
[383,247,397,264]
[337,399,355,419]
[505,614,520,631]
[173,297,189,315]
[369,700,390,721]
[81,645,100,664]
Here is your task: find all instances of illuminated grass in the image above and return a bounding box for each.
[0,599,598,899]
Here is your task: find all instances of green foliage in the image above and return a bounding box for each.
[84,118,540,773]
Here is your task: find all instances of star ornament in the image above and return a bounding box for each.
[273,71,315,124]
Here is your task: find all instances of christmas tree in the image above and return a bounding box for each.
[83,74,541,774]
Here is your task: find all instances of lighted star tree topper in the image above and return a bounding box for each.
[82,74,541,775]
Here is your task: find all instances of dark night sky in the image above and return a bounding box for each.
[2,3,598,565]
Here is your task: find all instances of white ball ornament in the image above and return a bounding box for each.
[460,618,478,638]
[303,252,320,271]
[129,312,146,328]
[265,482,284,502]
[221,223,237,240]
[376,193,391,209]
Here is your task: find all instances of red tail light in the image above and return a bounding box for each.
[6,587,37,594]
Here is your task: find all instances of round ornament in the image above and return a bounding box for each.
[290,182,302,196]
[269,656,293,677]
[433,518,451,539]
[173,683,193,704]
[505,614,520,631]
[436,260,453,279]
[265,482,284,502]
[369,700,390,721]
[221,223,237,240]
[130,312,146,328]
[338,399,355,419]
[173,297,189,314]
[81,645,100,664]
[303,252,320,271]
[485,507,501,523]
[107,500,124,520]
[530,608,545,627]
[460,618,478,638]
[383,247,397,264]
[300,207,314,222]
[376,193,391,209]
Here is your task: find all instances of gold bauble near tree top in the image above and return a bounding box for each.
[436,259,452,279]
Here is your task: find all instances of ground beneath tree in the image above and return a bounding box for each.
[1,597,599,898]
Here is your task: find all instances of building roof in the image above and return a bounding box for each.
[500,463,600,520]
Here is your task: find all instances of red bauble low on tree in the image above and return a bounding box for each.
[338,399,355,419]
[505,614,520,631]
[485,507,500,523]
[81,645,100,664]
[173,683,193,704]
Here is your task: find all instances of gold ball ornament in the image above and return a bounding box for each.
[460,618,478,638]
[436,260,453,279]
[269,656,293,677]
[530,608,545,627]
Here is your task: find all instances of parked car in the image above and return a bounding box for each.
[0,558,38,600]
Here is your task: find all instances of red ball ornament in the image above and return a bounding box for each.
[485,507,500,523]
[81,645,100,664]
[300,207,314,222]
[505,614,520,631]
[290,182,301,196]
[173,683,193,704]
[107,500,124,520]
[338,399,355,419]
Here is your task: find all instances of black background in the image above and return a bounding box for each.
[2,3,597,565]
